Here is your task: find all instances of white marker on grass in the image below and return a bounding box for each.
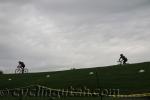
[46,75,50,78]
[89,72,94,75]
[8,78,12,81]
[139,69,145,73]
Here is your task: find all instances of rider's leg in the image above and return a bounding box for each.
[123,59,127,64]
[21,67,24,74]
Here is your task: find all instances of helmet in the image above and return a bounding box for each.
[120,54,123,56]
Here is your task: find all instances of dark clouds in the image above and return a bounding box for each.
[0,0,150,73]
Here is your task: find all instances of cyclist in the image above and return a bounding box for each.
[119,54,128,65]
[17,61,25,74]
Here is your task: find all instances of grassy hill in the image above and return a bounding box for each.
[0,62,150,100]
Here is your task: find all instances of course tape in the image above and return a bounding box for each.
[109,93,150,98]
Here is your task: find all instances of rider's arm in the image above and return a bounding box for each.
[17,64,21,68]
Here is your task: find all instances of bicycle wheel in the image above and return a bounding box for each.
[15,68,22,74]
[24,68,28,73]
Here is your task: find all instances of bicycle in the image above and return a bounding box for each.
[15,67,28,74]
[117,60,123,66]
[117,60,129,66]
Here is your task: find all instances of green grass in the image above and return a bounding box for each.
[0,95,149,100]
[0,62,150,100]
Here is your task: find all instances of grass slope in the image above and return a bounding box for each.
[0,62,150,94]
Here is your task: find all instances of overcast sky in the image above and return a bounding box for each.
[0,0,150,73]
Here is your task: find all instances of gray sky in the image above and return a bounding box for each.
[0,0,150,73]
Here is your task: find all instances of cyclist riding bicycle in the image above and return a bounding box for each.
[119,54,128,65]
[17,61,25,74]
